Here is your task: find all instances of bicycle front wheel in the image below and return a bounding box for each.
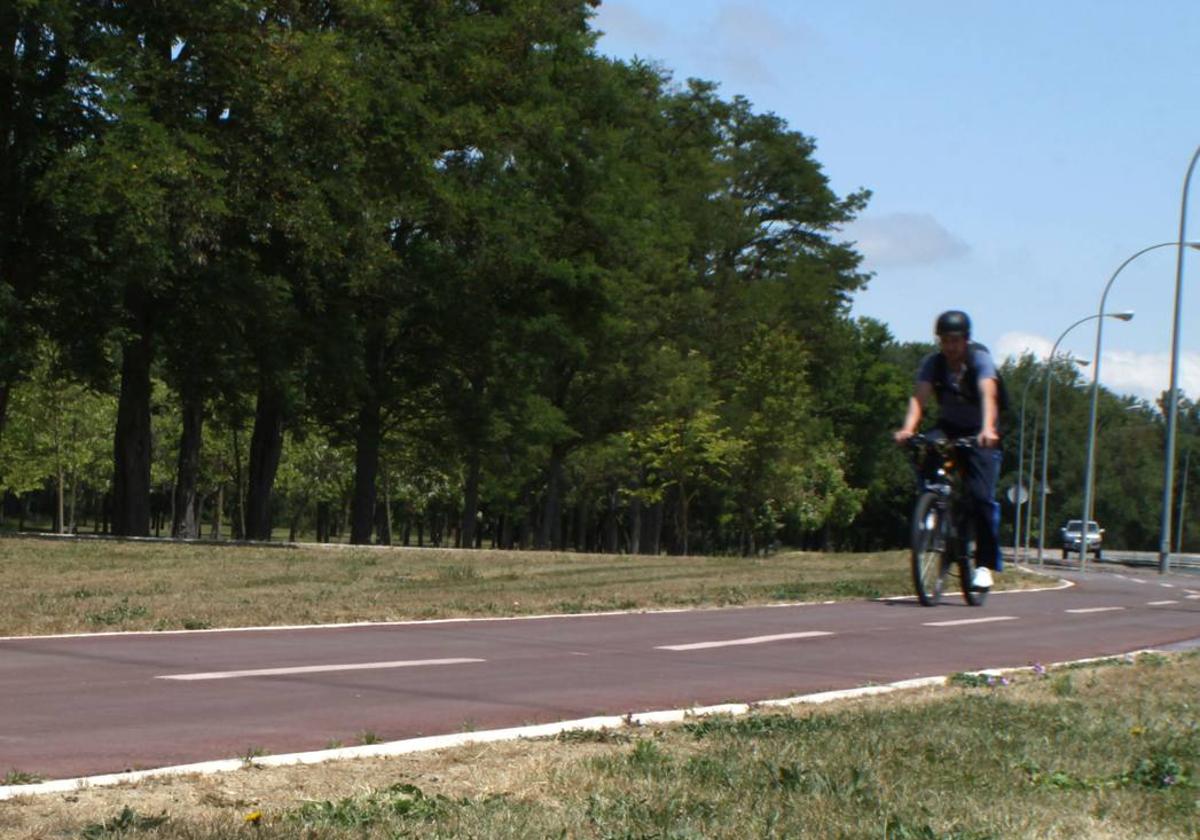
[958,516,987,607]
[911,491,950,606]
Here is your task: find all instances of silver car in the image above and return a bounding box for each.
[1060,519,1102,559]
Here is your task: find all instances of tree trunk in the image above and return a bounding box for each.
[628,497,642,555]
[210,485,224,539]
[574,496,591,552]
[604,486,619,554]
[111,311,153,537]
[350,393,381,545]
[68,469,78,534]
[644,500,663,556]
[316,500,331,543]
[538,449,566,550]
[288,497,304,543]
[459,451,481,550]
[55,462,65,534]
[171,394,204,539]
[498,514,510,549]
[245,383,285,541]
[0,380,10,445]
[375,500,391,545]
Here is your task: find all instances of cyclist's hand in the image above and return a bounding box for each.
[977,427,1000,449]
[894,428,915,445]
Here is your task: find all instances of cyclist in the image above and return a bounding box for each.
[894,310,1002,589]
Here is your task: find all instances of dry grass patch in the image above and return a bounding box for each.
[0,535,1046,636]
[3,651,1194,839]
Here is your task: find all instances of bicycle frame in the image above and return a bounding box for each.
[908,434,985,607]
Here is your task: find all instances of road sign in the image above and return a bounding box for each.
[1007,483,1029,505]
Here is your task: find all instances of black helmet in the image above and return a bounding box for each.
[935,310,971,338]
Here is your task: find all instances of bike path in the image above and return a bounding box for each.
[1,568,1197,780]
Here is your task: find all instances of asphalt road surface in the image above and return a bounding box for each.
[2,567,1198,781]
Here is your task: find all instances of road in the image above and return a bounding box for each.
[1,567,1197,782]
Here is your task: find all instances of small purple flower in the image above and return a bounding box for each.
[1162,774,1177,787]
[1032,662,1046,677]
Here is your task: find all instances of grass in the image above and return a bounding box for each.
[0,535,1046,637]
[2,651,1195,838]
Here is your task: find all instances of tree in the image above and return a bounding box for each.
[0,341,113,532]
[0,2,103,446]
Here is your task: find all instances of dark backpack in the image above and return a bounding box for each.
[931,342,1010,416]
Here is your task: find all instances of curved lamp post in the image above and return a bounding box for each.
[1160,143,1200,575]
[1082,242,1200,572]
[1037,312,1134,565]
[1014,357,1086,562]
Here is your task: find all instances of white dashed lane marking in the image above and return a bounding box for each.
[922,616,1019,628]
[656,631,833,651]
[1148,600,1179,606]
[158,658,485,681]
[1066,607,1125,614]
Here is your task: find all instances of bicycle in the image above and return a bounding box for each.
[906,434,988,607]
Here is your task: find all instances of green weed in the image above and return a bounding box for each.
[2,769,44,785]
[288,783,445,829]
[85,598,149,626]
[80,806,169,839]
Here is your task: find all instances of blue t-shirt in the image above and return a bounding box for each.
[917,346,998,436]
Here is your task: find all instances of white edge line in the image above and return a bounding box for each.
[656,631,833,651]
[4,646,1181,802]
[923,616,1020,627]
[0,600,847,643]
[158,658,485,681]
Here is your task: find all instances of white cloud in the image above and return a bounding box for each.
[1099,350,1200,403]
[699,5,821,85]
[595,2,820,88]
[591,3,668,48]
[844,213,969,269]
[995,334,1200,402]
[996,332,1052,362]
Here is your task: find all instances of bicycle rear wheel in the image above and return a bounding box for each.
[911,491,950,606]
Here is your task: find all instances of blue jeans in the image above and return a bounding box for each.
[965,447,1003,571]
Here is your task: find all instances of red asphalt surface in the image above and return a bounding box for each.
[1,568,1198,780]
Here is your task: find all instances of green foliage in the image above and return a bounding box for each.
[0,342,114,514]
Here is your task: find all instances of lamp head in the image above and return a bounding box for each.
[1114,310,1135,321]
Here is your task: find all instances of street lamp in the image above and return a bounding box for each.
[1161,143,1200,575]
[1082,242,1200,572]
[1037,312,1134,565]
[1013,357,1086,562]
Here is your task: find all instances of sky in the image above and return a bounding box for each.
[591,0,1200,402]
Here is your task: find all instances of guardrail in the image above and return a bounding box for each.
[1004,547,1200,572]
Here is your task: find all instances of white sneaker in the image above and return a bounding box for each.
[972,566,994,589]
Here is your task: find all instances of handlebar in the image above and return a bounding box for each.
[906,433,976,451]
